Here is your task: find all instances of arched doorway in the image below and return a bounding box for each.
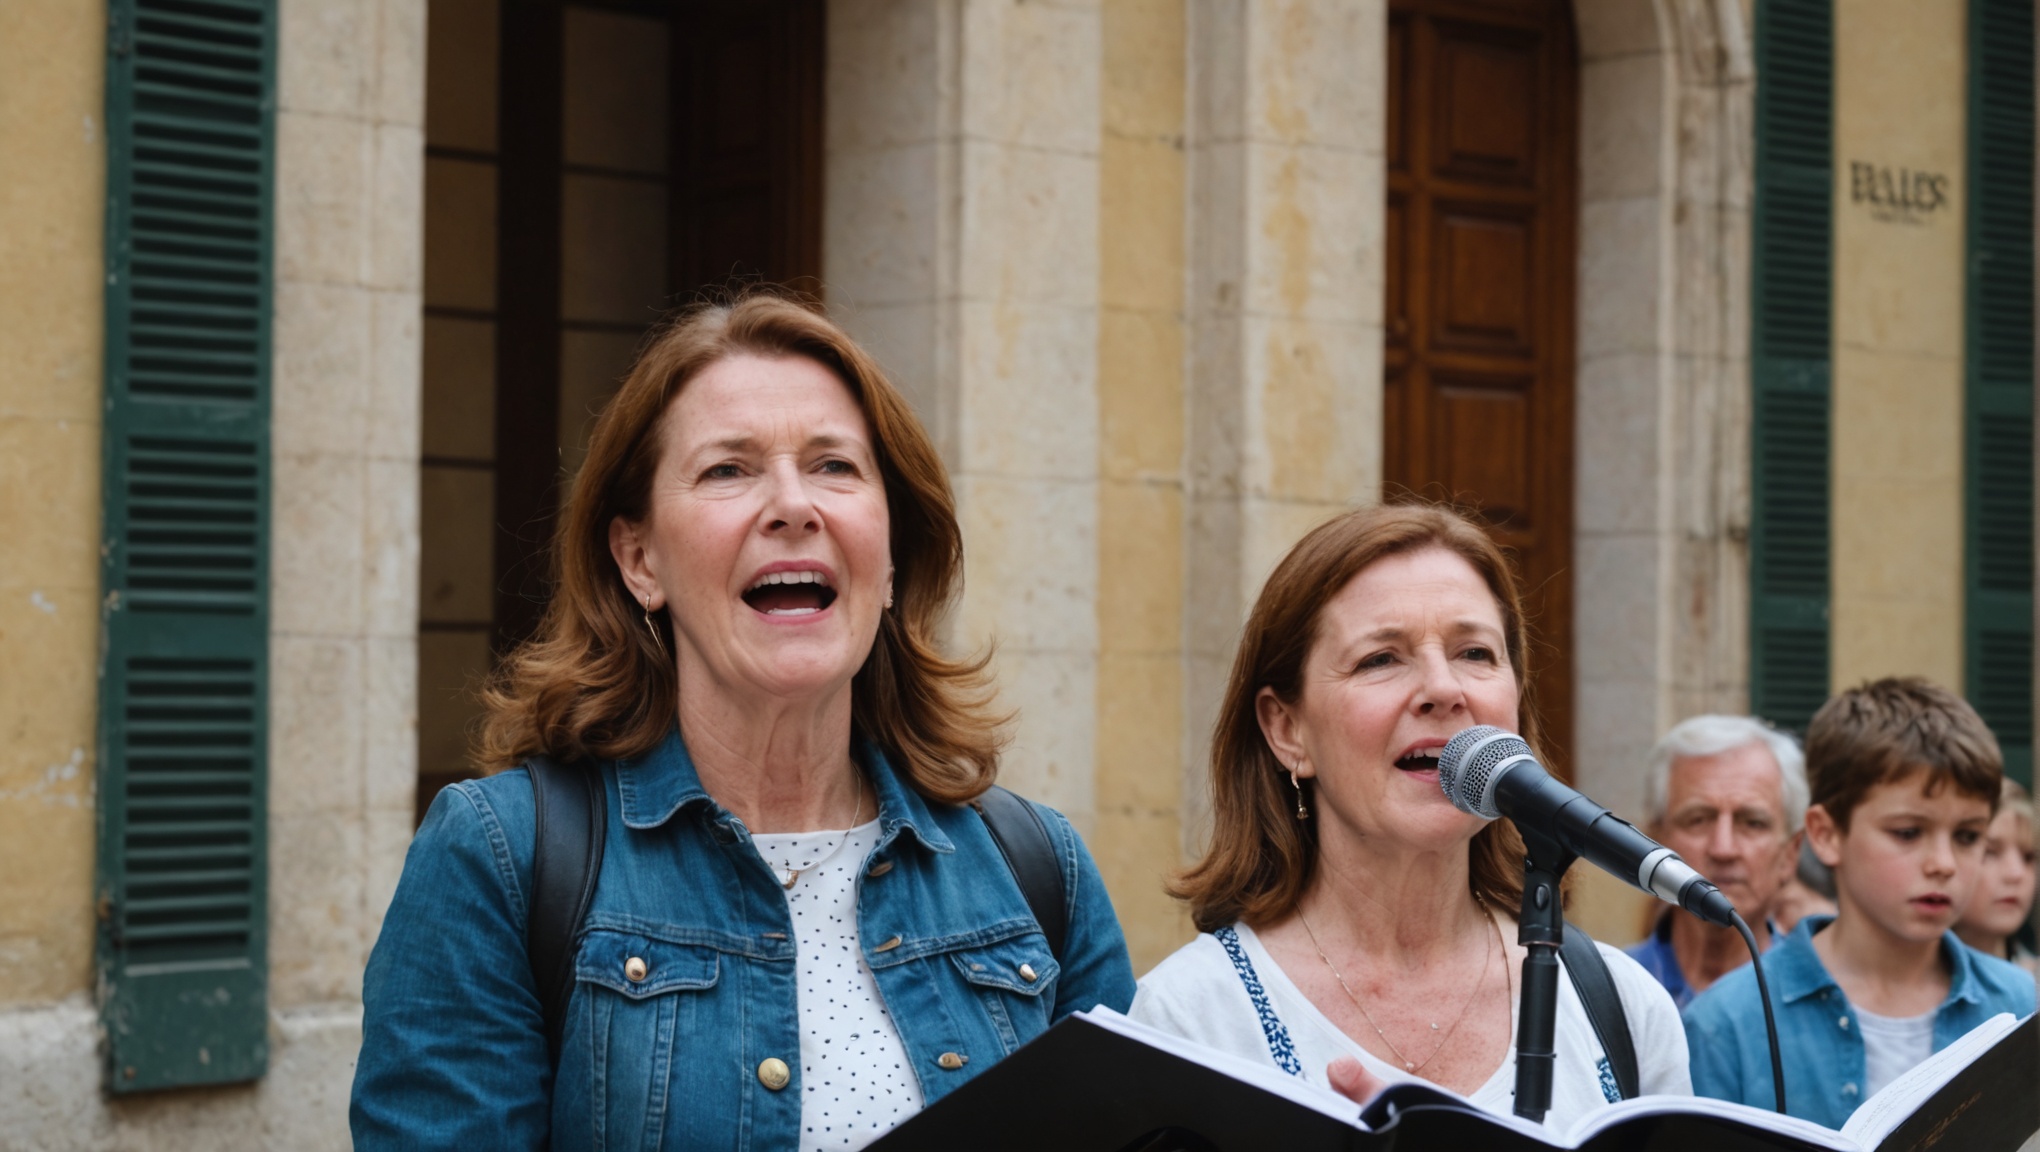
[1383,0,1579,770]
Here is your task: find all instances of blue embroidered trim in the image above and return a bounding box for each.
[1596,1056,1620,1104]
[1214,926,1304,1076]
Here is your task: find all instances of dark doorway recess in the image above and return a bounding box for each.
[671,3,826,298]
[1383,0,1579,774]
[417,0,825,820]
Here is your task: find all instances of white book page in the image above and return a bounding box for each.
[1560,1093,1859,1151]
[1838,1012,2021,1148]
[1074,1008,1368,1127]
[1082,1006,2010,1151]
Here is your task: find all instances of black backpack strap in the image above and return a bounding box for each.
[526,755,606,1067]
[971,785,1069,962]
[1560,919,1639,1101]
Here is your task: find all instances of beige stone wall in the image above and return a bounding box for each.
[268,0,424,1018]
[1829,0,1968,691]
[0,0,106,1009]
[1183,0,1387,851]
[827,0,1107,833]
[1096,0,1194,972]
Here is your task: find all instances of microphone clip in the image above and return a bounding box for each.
[1511,826,1575,1124]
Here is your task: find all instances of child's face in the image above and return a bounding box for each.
[1807,770,1993,945]
[1958,809,2036,941]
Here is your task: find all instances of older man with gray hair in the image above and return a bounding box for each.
[1623,715,1809,1008]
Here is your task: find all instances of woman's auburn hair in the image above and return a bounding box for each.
[476,291,1007,804]
[1170,501,1549,933]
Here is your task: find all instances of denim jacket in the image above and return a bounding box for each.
[1682,915,2035,1129]
[351,728,1136,1150]
[1623,911,1782,1009]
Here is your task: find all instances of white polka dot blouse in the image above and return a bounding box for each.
[750,819,922,1151]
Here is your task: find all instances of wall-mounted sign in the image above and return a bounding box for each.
[1847,161,1950,225]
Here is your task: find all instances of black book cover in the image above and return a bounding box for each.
[868,1013,2038,1152]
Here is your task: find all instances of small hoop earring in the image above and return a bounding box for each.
[642,594,666,656]
[1290,766,1309,821]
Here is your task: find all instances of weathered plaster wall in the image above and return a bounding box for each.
[826,0,1105,833]
[1183,0,1386,853]
[1829,0,1968,691]
[0,0,105,1010]
[1566,0,1754,942]
[1096,0,1194,972]
[1,0,424,1145]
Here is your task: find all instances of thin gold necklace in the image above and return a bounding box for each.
[769,770,867,890]
[1298,895,1501,1074]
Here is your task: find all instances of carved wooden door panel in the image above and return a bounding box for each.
[1384,0,1578,771]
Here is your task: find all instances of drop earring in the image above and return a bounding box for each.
[642,593,666,656]
[1290,766,1309,821]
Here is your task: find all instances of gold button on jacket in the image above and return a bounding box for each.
[936,1051,967,1070]
[623,956,648,982]
[1018,963,1037,983]
[757,1057,792,1090]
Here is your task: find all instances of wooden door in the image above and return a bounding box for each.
[670,0,824,296]
[1384,0,1578,772]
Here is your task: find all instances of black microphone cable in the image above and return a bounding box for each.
[1729,910,1787,1115]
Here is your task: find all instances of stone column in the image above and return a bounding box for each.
[826,0,1104,828]
[1568,0,1753,939]
[1096,0,1192,969]
[1571,0,1755,809]
[268,0,424,1021]
[1182,0,1386,848]
[1661,0,1755,729]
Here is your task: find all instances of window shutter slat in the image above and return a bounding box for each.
[1966,0,2036,785]
[98,0,275,1093]
[1751,0,1834,735]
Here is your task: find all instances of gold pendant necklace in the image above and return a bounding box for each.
[1298,895,1500,1075]
[771,770,867,889]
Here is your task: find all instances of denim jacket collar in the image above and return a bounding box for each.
[1770,914,1989,1010]
[614,725,955,854]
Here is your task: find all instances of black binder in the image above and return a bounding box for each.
[868,1010,2039,1152]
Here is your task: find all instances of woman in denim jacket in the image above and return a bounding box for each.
[351,294,1135,1151]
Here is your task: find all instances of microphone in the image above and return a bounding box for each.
[1437,726,1739,927]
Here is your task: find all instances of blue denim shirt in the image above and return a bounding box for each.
[1624,912,1782,1009]
[1683,915,2035,1128]
[351,728,1136,1150]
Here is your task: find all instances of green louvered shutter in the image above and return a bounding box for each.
[1750,0,1833,735]
[97,0,276,1092]
[1965,0,2035,787]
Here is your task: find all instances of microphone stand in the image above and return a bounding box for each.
[1512,826,1575,1124]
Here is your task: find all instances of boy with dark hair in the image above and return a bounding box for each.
[1684,677,2034,1127]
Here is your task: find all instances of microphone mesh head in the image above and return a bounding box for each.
[1437,725,1532,820]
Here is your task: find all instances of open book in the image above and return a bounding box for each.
[869,1007,2037,1152]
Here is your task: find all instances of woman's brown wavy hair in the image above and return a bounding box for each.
[1171,502,1550,932]
[476,292,1005,803]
